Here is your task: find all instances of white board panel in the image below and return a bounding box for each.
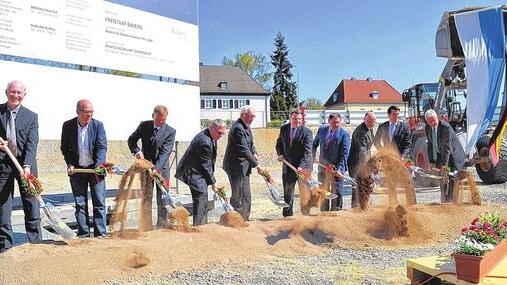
[0,60,200,141]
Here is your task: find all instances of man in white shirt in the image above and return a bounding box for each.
[61,99,108,237]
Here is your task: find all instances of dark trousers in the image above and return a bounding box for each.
[228,174,251,221]
[0,170,41,251]
[440,177,456,203]
[70,173,106,237]
[282,169,302,217]
[155,183,168,227]
[318,168,344,211]
[190,185,208,226]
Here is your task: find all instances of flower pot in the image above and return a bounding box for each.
[453,239,507,283]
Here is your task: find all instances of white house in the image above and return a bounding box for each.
[200,65,270,128]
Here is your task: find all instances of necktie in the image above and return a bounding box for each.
[432,127,438,161]
[151,127,158,145]
[326,129,335,145]
[6,110,17,156]
[289,128,295,146]
[389,123,396,141]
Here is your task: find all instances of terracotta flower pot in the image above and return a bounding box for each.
[453,239,507,283]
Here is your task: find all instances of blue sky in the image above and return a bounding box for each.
[199,0,506,103]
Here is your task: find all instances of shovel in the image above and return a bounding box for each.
[265,181,290,208]
[146,168,182,209]
[213,189,234,212]
[316,162,357,187]
[281,159,338,200]
[1,140,75,240]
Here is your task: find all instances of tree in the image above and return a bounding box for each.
[222,51,271,89]
[270,32,297,120]
[302,97,324,110]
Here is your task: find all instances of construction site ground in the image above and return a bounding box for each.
[2,128,507,285]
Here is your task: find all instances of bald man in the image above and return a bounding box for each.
[61,99,108,237]
[347,112,376,208]
[0,80,41,252]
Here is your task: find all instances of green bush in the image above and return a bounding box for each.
[268,119,284,128]
[200,119,212,128]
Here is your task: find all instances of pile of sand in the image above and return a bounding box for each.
[1,204,505,284]
[219,211,248,228]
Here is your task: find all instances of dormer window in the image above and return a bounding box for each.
[370,91,380,100]
[219,81,228,90]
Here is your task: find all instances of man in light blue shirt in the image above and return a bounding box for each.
[61,99,108,237]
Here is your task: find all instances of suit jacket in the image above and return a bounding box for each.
[60,118,107,169]
[275,124,313,171]
[373,120,412,158]
[127,120,176,177]
[347,122,374,177]
[312,124,350,173]
[425,120,465,170]
[175,129,216,192]
[0,103,38,174]
[223,118,258,177]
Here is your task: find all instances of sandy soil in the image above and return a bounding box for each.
[1,203,505,284]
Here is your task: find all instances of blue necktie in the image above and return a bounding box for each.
[290,128,296,146]
[326,129,335,145]
[389,123,396,141]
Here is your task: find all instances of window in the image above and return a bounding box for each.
[238,99,247,108]
[222,99,230,109]
[369,91,380,100]
[219,81,228,90]
[204,99,212,109]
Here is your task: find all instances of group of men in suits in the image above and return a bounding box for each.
[0,78,178,252]
[0,78,467,251]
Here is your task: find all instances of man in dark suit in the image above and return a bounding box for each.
[128,105,176,228]
[374,105,412,159]
[175,119,226,225]
[424,109,465,203]
[312,113,350,211]
[223,105,264,221]
[61,99,107,237]
[0,80,41,252]
[276,109,313,216]
[348,112,376,208]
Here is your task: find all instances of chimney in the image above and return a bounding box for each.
[366,77,372,81]
[350,77,356,80]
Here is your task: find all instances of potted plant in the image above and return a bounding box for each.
[452,212,507,283]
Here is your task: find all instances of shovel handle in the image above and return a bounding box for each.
[282,159,299,173]
[73,169,96,174]
[1,139,24,174]
[1,139,45,203]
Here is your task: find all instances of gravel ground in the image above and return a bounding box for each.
[101,168,507,285]
[32,137,507,285]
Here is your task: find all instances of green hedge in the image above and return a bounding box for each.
[268,119,285,128]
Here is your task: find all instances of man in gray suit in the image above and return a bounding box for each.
[0,80,41,252]
[175,119,226,225]
[425,109,465,203]
[128,105,176,228]
[223,105,264,221]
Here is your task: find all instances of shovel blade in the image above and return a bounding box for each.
[42,206,76,240]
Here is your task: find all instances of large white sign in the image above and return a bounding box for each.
[0,0,199,81]
[0,0,200,141]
